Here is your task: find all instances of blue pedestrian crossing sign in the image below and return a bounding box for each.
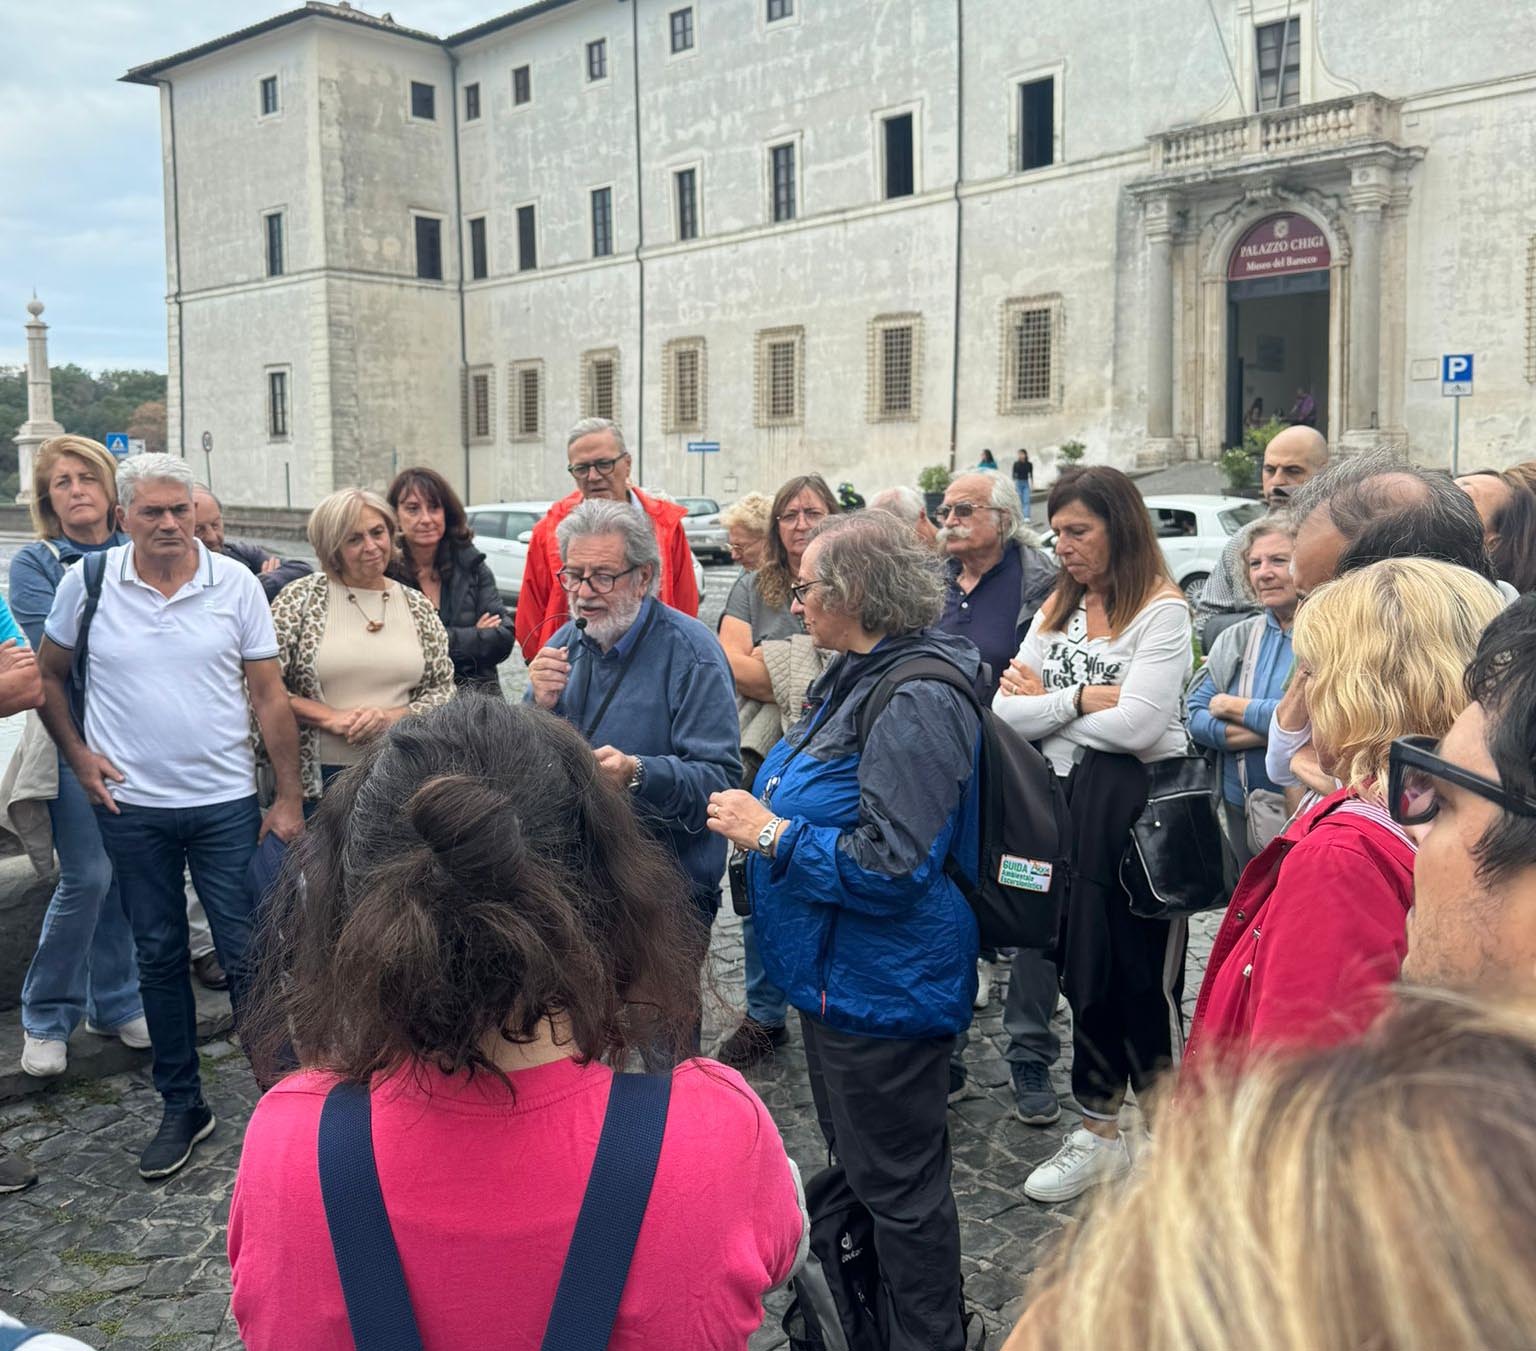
[104,433,130,456]
[1442,354,1474,397]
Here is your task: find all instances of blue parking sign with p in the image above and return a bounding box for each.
[1441,354,1473,397]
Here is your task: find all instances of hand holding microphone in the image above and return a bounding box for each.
[527,616,587,709]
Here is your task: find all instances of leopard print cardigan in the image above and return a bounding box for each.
[258,571,455,799]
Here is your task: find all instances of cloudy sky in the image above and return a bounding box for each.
[0,1,491,374]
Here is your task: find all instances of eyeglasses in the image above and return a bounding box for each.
[567,455,628,479]
[789,579,823,605]
[934,502,998,521]
[1387,735,1536,827]
[556,564,640,594]
[777,509,828,527]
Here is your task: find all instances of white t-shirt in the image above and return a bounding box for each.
[45,541,278,808]
[993,595,1194,776]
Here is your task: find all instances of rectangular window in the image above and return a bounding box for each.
[999,296,1061,413]
[587,39,608,82]
[675,168,699,241]
[755,326,804,426]
[464,82,481,121]
[767,0,793,20]
[512,64,532,105]
[469,370,492,442]
[517,205,537,271]
[582,349,621,422]
[259,76,279,116]
[882,112,914,199]
[670,6,694,52]
[510,360,544,441]
[1018,77,1055,171]
[268,370,289,439]
[664,338,707,433]
[414,216,443,280]
[868,316,920,420]
[771,142,796,222]
[469,216,488,280]
[410,81,436,120]
[1256,18,1301,109]
[264,212,284,278]
[591,187,614,258]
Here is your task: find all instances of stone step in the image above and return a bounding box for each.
[0,984,234,1103]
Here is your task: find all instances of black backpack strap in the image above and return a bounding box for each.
[541,1071,672,1351]
[855,657,981,749]
[317,1081,427,1351]
[68,552,109,735]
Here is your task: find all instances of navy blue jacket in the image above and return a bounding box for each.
[534,597,740,900]
[748,628,983,1039]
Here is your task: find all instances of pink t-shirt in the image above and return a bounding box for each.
[228,1056,805,1350]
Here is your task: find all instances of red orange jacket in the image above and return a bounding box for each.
[515,487,700,659]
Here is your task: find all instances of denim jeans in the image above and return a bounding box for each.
[741,913,788,1028]
[94,795,261,1111]
[1016,481,1032,520]
[21,759,143,1042]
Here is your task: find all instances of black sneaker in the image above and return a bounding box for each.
[139,1105,216,1180]
[716,1017,789,1069]
[1012,1060,1061,1126]
[0,1148,38,1194]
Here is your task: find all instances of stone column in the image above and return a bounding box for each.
[14,298,64,505]
[1141,194,1180,465]
[1347,166,1392,434]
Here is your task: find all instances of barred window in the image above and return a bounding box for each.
[468,368,493,443]
[868,315,921,421]
[509,360,544,441]
[755,326,804,427]
[999,296,1061,414]
[582,348,621,423]
[664,338,707,433]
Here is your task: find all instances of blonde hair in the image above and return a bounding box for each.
[306,488,398,579]
[1292,557,1502,793]
[1014,987,1536,1351]
[30,436,120,541]
[719,491,773,538]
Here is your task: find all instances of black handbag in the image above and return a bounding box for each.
[1122,752,1228,919]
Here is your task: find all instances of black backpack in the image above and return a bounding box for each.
[856,657,1070,951]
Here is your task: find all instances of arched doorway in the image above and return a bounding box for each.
[1225,212,1331,446]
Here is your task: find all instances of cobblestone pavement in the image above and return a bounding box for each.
[1,913,1217,1349]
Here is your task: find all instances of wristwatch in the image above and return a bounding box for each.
[627,758,646,793]
[756,816,784,857]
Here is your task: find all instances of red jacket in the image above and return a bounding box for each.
[1184,788,1416,1074]
[514,487,700,659]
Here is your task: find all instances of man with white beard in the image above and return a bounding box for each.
[527,498,740,933]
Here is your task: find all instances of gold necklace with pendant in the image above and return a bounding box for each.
[346,586,389,633]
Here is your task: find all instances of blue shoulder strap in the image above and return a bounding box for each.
[317,1071,672,1351]
[0,1328,46,1350]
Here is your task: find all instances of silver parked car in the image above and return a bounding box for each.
[678,496,731,564]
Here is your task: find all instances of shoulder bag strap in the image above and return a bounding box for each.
[69,553,109,734]
[541,1072,673,1351]
[578,603,658,743]
[1234,618,1265,796]
[317,1081,427,1351]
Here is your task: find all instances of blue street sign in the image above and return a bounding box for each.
[104,433,130,456]
[686,440,721,454]
[1441,353,1473,397]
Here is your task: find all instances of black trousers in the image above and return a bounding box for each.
[799,1012,965,1351]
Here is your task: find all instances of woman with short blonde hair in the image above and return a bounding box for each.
[263,488,454,803]
[1006,987,1536,1351]
[1186,558,1504,1070]
[719,492,774,571]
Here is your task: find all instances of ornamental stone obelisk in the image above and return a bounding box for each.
[14,297,64,505]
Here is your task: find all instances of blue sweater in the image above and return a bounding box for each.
[1188,609,1293,804]
[532,597,741,899]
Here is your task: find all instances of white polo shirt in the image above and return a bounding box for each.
[45,541,279,809]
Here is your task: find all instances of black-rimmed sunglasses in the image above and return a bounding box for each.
[1387,735,1536,827]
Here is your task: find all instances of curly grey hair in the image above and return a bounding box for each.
[555,498,660,596]
[1236,510,1296,602]
[808,510,944,635]
[565,417,628,456]
[117,453,195,511]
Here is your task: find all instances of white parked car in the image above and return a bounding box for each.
[465,501,553,607]
[678,496,731,564]
[1042,494,1266,608]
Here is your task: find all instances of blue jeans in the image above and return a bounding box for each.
[742,914,788,1028]
[1016,481,1032,520]
[21,759,143,1042]
[94,795,261,1111]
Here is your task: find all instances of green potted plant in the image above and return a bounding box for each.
[1056,439,1087,468]
[918,464,951,518]
[1219,444,1258,494]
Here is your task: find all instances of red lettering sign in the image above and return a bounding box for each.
[1227,213,1332,281]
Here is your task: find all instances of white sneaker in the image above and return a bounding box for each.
[973,959,992,1010]
[21,1035,67,1078]
[86,1017,152,1051]
[1024,1127,1131,1203]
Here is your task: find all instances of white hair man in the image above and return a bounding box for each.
[35,453,304,1182]
[514,418,700,659]
[526,498,739,934]
[869,485,938,548]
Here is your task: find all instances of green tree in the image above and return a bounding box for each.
[0,365,168,481]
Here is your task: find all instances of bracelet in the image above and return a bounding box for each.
[1074,684,1086,717]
